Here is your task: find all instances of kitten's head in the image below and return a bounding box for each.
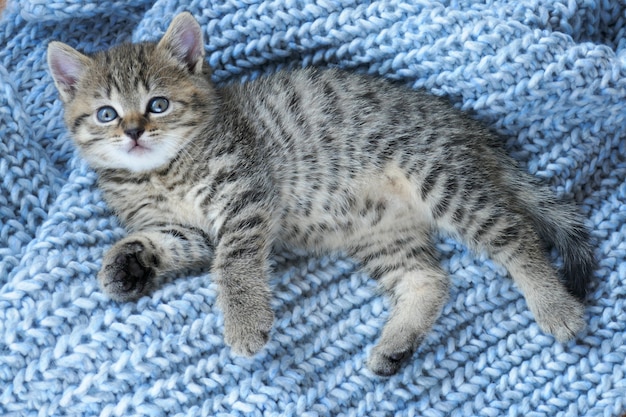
[47,13,215,173]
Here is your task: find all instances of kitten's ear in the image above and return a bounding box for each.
[47,41,91,102]
[158,12,205,74]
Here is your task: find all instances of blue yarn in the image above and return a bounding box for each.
[1,0,626,416]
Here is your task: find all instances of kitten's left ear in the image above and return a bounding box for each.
[47,41,92,102]
[158,12,205,74]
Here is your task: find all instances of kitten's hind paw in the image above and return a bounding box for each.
[532,294,586,342]
[368,332,423,376]
[98,240,157,301]
[368,348,414,377]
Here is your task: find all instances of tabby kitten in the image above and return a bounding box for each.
[47,12,594,376]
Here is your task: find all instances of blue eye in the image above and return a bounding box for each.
[148,97,169,114]
[96,106,118,123]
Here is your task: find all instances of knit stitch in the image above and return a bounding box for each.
[1,0,625,416]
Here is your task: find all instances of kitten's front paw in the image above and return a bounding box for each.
[224,305,274,356]
[98,240,157,301]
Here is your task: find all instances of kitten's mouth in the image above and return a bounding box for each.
[127,141,152,156]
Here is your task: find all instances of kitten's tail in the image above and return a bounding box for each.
[506,171,596,300]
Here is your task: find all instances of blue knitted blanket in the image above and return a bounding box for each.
[1,0,625,416]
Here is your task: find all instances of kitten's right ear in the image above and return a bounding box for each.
[47,41,92,102]
[158,12,205,74]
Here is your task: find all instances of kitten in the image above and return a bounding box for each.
[47,12,595,376]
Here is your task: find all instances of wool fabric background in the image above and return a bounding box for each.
[1,0,625,416]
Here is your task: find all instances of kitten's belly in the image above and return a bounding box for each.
[277,165,430,251]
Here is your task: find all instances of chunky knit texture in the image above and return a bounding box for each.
[1,0,625,416]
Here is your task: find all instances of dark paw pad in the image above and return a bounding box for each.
[99,241,156,301]
[368,349,413,377]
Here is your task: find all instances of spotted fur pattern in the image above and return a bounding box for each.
[47,13,595,376]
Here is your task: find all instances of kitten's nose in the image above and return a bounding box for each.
[125,127,145,141]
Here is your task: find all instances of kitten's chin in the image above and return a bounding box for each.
[86,148,174,173]
[125,152,173,173]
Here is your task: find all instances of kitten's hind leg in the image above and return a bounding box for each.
[488,227,585,341]
[351,227,449,376]
[445,209,586,342]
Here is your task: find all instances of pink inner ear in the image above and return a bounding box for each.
[50,49,84,89]
[176,26,202,70]
[159,13,205,71]
[181,28,201,60]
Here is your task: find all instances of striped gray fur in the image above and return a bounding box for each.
[47,13,595,376]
